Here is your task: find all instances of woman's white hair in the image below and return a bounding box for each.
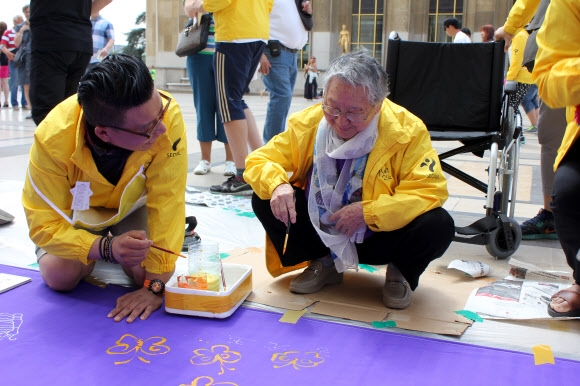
[322,50,389,105]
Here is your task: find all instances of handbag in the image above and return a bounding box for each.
[175,13,211,57]
[13,48,25,68]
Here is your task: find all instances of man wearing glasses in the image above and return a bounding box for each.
[245,51,454,310]
[22,54,187,323]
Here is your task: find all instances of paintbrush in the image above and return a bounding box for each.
[151,244,187,258]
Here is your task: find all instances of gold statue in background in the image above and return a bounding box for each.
[338,24,350,54]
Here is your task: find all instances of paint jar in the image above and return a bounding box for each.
[187,240,222,292]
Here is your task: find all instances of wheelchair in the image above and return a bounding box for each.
[385,32,523,259]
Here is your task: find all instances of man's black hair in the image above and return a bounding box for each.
[78,54,154,127]
[443,17,461,29]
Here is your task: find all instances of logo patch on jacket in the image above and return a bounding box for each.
[377,166,393,181]
[420,158,440,179]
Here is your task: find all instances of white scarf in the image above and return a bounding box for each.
[307,114,379,272]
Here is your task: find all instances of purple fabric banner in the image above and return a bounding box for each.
[1,265,578,386]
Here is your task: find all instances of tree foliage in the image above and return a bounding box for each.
[122,12,146,59]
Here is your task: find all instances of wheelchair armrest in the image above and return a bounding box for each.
[504,80,518,94]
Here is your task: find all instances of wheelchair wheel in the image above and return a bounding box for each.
[485,216,522,259]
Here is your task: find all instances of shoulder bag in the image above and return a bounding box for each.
[522,0,550,72]
[175,13,212,57]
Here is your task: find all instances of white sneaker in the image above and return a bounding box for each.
[223,161,236,176]
[194,160,211,175]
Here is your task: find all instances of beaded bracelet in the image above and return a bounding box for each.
[98,235,119,264]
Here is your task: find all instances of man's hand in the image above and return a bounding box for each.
[328,202,366,238]
[494,26,513,52]
[108,287,162,323]
[258,54,271,75]
[111,230,152,267]
[271,184,296,227]
[301,1,312,14]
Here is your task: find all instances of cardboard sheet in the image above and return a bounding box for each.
[225,248,497,336]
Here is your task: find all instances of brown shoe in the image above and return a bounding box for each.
[289,260,343,294]
[381,264,412,309]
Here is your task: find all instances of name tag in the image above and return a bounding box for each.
[70,181,93,210]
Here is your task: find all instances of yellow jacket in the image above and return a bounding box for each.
[533,0,580,169]
[203,0,273,42]
[22,92,188,274]
[245,100,449,276]
[506,29,534,84]
[504,0,541,36]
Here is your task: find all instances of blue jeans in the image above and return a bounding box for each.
[8,61,26,107]
[520,84,539,114]
[261,48,298,143]
[186,53,227,143]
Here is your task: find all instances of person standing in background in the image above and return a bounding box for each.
[86,11,115,72]
[495,0,567,240]
[443,18,471,43]
[533,0,580,317]
[480,24,495,42]
[303,56,318,101]
[29,0,113,125]
[13,4,32,119]
[259,0,312,143]
[183,9,235,177]
[0,15,27,109]
[505,28,540,144]
[185,0,273,195]
[0,22,9,108]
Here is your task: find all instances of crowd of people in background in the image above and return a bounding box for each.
[0,1,114,122]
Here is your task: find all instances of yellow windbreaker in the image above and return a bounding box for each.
[22,92,188,274]
[245,100,449,276]
[506,29,534,84]
[533,0,580,169]
[203,0,273,42]
[504,0,541,36]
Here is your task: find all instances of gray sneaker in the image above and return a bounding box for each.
[289,260,343,294]
[209,176,253,195]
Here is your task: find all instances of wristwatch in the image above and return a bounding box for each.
[143,279,165,296]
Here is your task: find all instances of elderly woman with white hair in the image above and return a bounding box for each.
[245,51,454,309]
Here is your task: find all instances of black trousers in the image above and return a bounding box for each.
[30,50,91,125]
[551,138,580,284]
[252,187,455,290]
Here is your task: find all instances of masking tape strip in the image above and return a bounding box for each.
[358,264,378,273]
[279,309,307,324]
[372,320,397,328]
[532,345,555,365]
[455,310,484,322]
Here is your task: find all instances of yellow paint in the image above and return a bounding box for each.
[190,344,242,375]
[271,350,325,370]
[106,334,170,365]
[179,375,239,386]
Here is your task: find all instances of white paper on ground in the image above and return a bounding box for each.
[448,259,493,278]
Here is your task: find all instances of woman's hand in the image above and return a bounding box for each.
[329,202,366,238]
[271,184,296,226]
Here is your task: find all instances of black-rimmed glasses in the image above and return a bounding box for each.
[107,92,172,138]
